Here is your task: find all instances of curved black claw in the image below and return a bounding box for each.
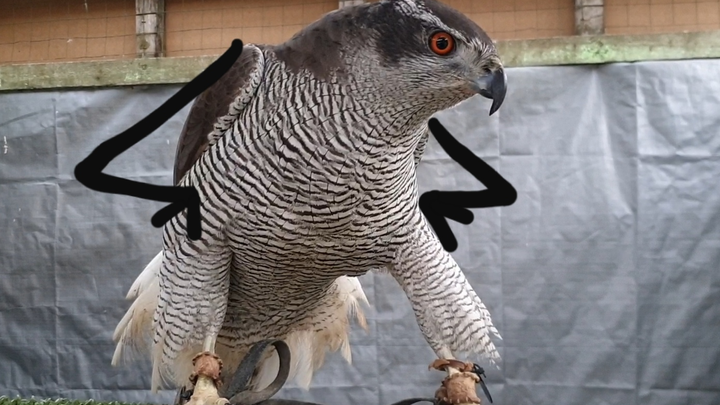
[173,385,194,405]
[470,363,493,404]
[252,397,437,405]
[224,339,292,405]
[221,339,280,398]
[387,398,438,405]
[253,401,327,405]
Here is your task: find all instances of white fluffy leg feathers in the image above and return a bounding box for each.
[250,275,370,391]
[111,251,370,394]
[111,251,202,392]
[111,251,161,370]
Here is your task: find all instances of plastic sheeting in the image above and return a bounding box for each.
[1,59,719,405]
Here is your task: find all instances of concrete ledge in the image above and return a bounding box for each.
[1,31,719,93]
[0,55,219,92]
[498,30,720,67]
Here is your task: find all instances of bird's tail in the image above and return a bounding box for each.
[111,251,162,369]
[247,275,370,391]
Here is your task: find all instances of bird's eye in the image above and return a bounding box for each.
[429,31,455,56]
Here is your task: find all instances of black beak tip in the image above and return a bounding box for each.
[489,100,502,116]
[481,69,507,116]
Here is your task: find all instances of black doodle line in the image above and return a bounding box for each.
[74,39,245,241]
[419,118,517,252]
[73,39,517,251]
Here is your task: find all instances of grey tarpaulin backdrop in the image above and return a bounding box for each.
[1,59,719,405]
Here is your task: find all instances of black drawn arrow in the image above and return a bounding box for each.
[419,118,517,252]
[74,39,245,241]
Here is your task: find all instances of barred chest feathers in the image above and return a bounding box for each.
[198,51,428,272]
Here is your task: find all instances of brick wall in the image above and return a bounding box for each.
[442,0,576,40]
[1,0,719,65]
[605,0,720,35]
[165,0,337,57]
[0,0,136,64]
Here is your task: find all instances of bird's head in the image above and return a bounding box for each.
[274,0,507,117]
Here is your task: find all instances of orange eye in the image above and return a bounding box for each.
[429,31,455,55]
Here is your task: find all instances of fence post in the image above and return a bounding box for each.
[575,0,605,35]
[136,0,166,58]
[339,0,366,8]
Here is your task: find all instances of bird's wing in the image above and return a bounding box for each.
[173,44,266,184]
[150,45,268,391]
[111,45,267,391]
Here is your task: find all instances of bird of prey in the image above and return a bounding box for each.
[111,0,508,402]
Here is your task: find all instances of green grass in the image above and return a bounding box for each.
[0,397,147,405]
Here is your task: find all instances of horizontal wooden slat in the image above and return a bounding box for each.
[1,31,719,93]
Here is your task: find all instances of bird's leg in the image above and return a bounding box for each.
[178,339,291,405]
[434,349,469,399]
[186,335,229,405]
[429,356,484,405]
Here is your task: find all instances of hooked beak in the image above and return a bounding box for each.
[474,68,507,116]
